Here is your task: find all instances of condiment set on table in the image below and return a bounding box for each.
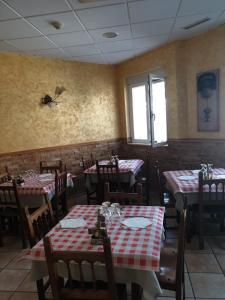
[200,163,213,180]
[108,155,119,164]
[88,202,122,245]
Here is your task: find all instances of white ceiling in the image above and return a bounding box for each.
[0,0,225,64]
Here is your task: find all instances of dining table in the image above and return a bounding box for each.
[24,204,165,300]
[163,168,225,211]
[0,173,74,208]
[84,159,144,190]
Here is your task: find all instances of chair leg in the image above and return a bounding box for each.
[36,279,46,300]
[19,217,27,249]
[182,269,185,300]
[219,213,225,231]
[61,193,68,215]
[86,189,90,205]
[52,198,59,221]
[199,217,204,250]
[131,283,143,300]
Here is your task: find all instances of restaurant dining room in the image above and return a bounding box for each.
[1,0,225,300]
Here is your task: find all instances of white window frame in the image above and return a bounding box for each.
[126,71,167,147]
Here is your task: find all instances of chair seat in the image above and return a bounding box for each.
[46,282,127,300]
[156,247,177,288]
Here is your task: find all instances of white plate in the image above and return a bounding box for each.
[192,170,200,174]
[60,218,86,229]
[39,178,54,182]
[121,217,152,229]
[39,173,55,179]
[177,175,196,181]
[214,175,225,179]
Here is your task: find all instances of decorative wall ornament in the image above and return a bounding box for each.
[197,69,219,131]
[40,86,66,107]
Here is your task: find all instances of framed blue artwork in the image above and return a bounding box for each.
[197,69,219,132]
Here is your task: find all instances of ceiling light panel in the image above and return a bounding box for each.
[47,31,93,47]
[0,19,41,39]
[73,54,106,64]
[131,19,174,38]
[68,0,125,10]
[128,0,180,23]
[76,3,129,29]
[4,0,71,17]
[132,35,169,50]
[103,50,135,64]
[178,0,225,17]
[97,39,133,53]
[6,36,56,50]
[0,1,20,21]
[63,44,100,56]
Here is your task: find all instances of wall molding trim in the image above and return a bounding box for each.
[0,138,124,158]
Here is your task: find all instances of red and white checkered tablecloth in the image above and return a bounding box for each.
[25,205,165,271]
[163,168,225,194]
[84,159,144,176]
[0,174,73,196]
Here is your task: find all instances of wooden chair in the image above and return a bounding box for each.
[81,154,95,170]
[154,161,177,230]
[105,182,143,205]
[0,173,10,246]
[96,160,120,203]
[81,155,97,204]
[24,201,56,300]
[54,170,67,220]
[197,172,225,249]
[135,158,150,205]
[40,160,63,174]
[0,180,26,248]
[156,209,187,300]
[44,236,127,300]
[24,201,55,247]
[0,173,10,184]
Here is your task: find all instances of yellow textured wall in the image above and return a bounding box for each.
[184,25,225,138]
[0,53,119,154]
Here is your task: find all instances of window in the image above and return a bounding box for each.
[127,71,167,146]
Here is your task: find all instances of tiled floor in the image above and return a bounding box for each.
[0,192,225,300]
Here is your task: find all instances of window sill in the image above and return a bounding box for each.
[127,142,168,148]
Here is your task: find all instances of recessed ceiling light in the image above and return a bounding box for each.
[102,32,118,39]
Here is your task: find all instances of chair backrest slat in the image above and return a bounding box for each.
[153,161,166,206]
[199,172,225,205]
[105,182,143,205]
[43,236,118,300]
[55,170,67,197]
[24,201,55,247]
[96,160,120,192]
[0,180,21,208]
[40,160,63,174]
[81,154,95,171]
